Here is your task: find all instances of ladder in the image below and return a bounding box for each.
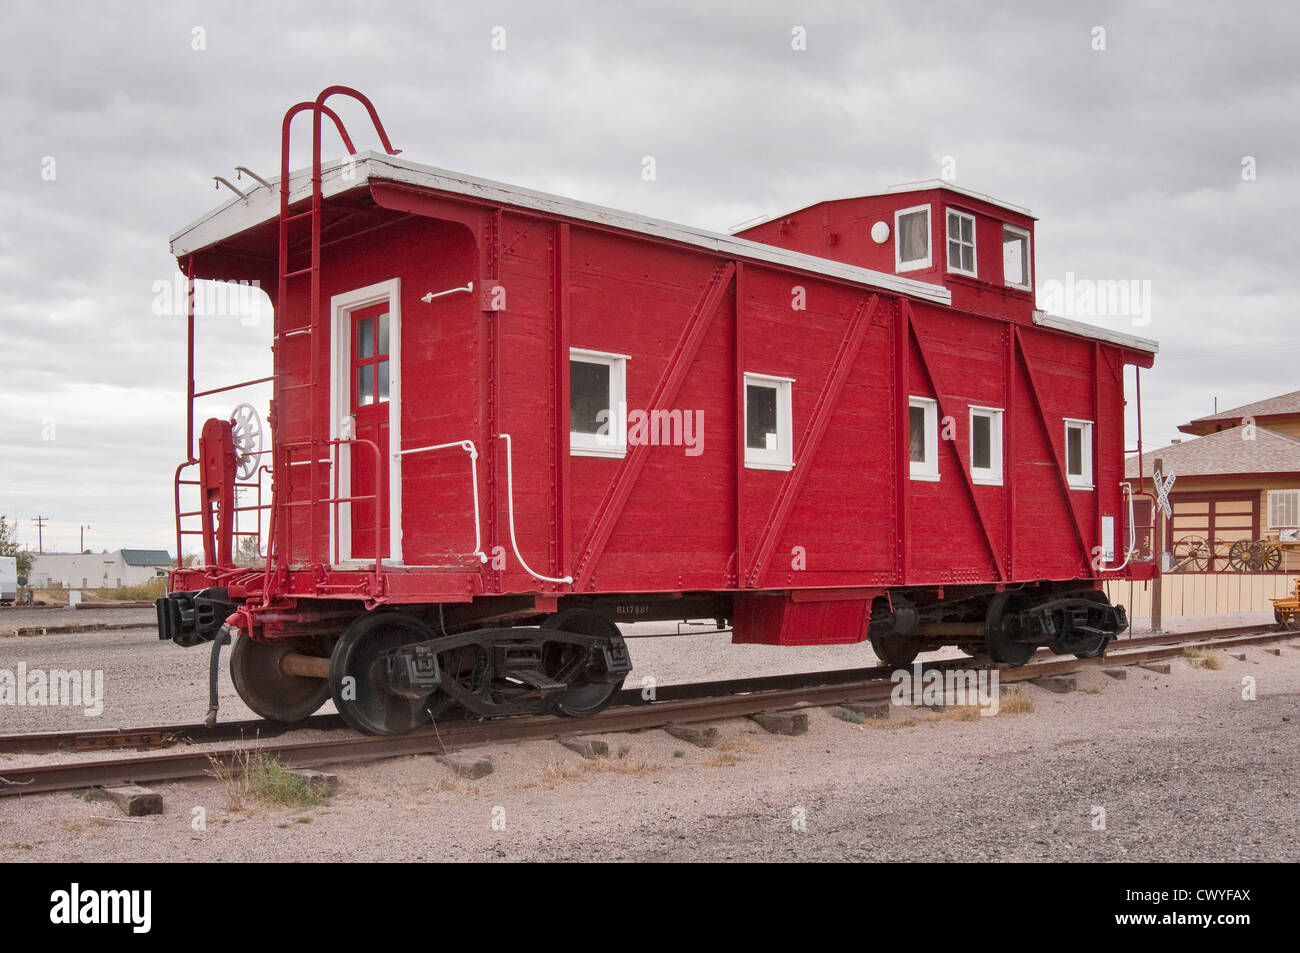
[270,87,401,583]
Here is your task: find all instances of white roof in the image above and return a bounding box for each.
[170,152,952,305]
[169,154,1155,355]
[1032,311,1159,354]
[884,179,1034,218]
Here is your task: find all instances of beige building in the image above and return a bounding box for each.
[1125,389,1300,573]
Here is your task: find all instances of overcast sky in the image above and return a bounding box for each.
[1,0,1296,556]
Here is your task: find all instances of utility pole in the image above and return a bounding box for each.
[32,516,49,554]
[80,525,90,552]
[1151,457,1163,635]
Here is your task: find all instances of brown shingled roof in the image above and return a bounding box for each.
[1125,426,1300,479]
[1181,389,1300,428]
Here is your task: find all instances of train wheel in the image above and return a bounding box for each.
[985,591,1038,667]
[869,631,920,667]
[540,609,629,717]
[1066,590,1113,659]
[230,634,332,723]
[330,613,438,735]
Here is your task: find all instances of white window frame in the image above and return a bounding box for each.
[894,204,932,273]
[1064,418,1094,489]
[744,372,794,471]
[329,277,402,565]
[570,347,629,458]
[909,396,940,482]
[1002,224,1032,291]
[1268,489,1300,529]
[946,208,978,278]
[969,405,1004,485]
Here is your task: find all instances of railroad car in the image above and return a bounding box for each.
[158,87,1159,734]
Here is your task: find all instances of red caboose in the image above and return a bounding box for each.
[159,89,1158,734]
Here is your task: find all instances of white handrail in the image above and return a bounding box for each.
[397,440,488,563]
[498,433,573,585]
[1103,481,1139,573]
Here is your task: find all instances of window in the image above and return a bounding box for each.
[570,348,628,457]
[1002,225,1031,290]
[353,308,390,406]
[946,209,977,277]
[909,396,939,481]
[894,205,932,272]
[969,406,1003,484]
[1268,489,1300,528]
[1065,419,1093,489]
[744,373,794,470]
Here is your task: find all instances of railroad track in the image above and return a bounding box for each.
[1,623,1295,797]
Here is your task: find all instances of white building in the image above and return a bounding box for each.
[29,549,174,590]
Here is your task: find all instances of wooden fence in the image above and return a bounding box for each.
[1105,572,1296,620]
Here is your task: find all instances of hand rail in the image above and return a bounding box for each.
[498,433,572,585]
[398,440,488,563]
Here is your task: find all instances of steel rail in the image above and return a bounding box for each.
[1,626,1296,797]
[0,622,1286,758]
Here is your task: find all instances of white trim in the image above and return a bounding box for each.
[894,204,932,273]
[1001,224,1032,291]
[329,278,402,564]
[946,208,978,278]
[570,348,628,458]
[170,152,952,306]
[1064,418,1094,490]
[909,396,939,481]
[744,373,794,471]
[969,405,1004,485]
[1032,311,1159,353]
[884,179,1034,217]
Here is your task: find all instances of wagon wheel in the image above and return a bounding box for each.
[1173,535,1209,572]
[1261,543,1283,572]
[1226,540,1252,572]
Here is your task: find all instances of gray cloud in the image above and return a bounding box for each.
[1,0,1296,553]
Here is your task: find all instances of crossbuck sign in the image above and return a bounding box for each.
[1153,468,1176,520]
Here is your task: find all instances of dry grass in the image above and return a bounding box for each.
[998,690,1036,715]
[863,716,919,730]
[425,777,480,796]
[208,747,327,810]
[523,758,663,790]
[94,578,167,601]
[942,705,983,722]
[1182,647,1223,670]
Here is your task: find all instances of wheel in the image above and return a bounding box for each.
[985,591,1037,667]
[540,609,629,717]
[1227,540,1251,572]
[1262,545,1282,572]
[869,631,920,667]
[230,634,331,723]
[1071,590,1113,659]
[1276,607,1300,632]
[1173,536,1208,572]
[329,612,439,735]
